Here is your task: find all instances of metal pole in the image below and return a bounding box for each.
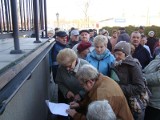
[10,0,23,54]
[40,0,44,38]
[44,0,48,38]
[33,0,41,43]
[56,13,59,27]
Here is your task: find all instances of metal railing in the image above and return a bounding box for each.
[0,0,48,54]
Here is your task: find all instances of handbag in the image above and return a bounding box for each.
[128,80,151,113]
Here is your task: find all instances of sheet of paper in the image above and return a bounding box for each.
[46,100,69,116]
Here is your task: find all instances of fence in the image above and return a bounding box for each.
[0,0,48,53]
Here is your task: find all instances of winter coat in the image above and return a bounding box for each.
[50,40,66,79]
[147,37,158,55]
[114,55,145,97]
[86,49,115,76]
[132,44,151,69]
[55,58,89,98]
[66,40,79,49]
[73,74,134,120]
[143,55,160,109]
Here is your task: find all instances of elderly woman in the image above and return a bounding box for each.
[113,41,146,120]
[67,64,133,120]
[87,100,116,120]
[77,41,91,59]
[86,35,115,76]
[55,48,89,102]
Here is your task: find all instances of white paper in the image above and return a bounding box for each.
[46,100,69,116]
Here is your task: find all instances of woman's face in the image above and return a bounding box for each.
[63,59,76,71]
[80,48,90,58]
[114,51,126,61]
[95,42,106,54]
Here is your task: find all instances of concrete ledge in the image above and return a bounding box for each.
[0,38,55,90]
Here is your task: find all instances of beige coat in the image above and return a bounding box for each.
[73,74,134,120]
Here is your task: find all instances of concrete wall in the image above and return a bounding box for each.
[0,55,50,120]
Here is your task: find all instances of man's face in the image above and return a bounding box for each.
[131,33,141,47]
[89,31,94,38]
[139,28,144,33]
[57,36,67,45]
[80,32,90,42]
[71,35,79,41]
[80,80,94,92]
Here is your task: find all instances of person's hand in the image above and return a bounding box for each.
[66,91,74,99]
[70,101,79,108]
[66,109,77,117]
[74,94,81,102]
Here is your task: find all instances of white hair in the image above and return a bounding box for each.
[57,48,77,65]
[93,35,108,47]
[87,100,116,120]
[76,64,99,83]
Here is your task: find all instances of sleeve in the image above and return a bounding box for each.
[55,67,69,97]
[143,66,160,86]
[73,113,86,120]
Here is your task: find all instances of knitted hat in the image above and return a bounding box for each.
[77,42,91,53]
[148,31,155,37]
[114,41,131,55]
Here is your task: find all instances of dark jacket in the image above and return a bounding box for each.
[147,37,158,55]
[66,40,79,49]
[55,59,89,98]
[50,40,66,79]
[132,44,151,69]
[114,55,145,97]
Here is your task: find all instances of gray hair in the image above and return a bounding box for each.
[57,48,77,66]
[76,64,99,83]
[93,35,108,47]
[87,100,116,120]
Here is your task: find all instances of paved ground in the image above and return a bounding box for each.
[0,38,49,74]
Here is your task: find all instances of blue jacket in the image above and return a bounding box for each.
[49,40,66,79]
[86,49,115,76]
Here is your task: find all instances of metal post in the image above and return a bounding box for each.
[33,0,41,43]
[40,0,44,38]
[44,0,48,38]
[10,0,23,54]
[56,13,59,27]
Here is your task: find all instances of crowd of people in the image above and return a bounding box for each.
[48,26,160,120]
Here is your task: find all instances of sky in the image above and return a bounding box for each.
[46,0,160,27]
